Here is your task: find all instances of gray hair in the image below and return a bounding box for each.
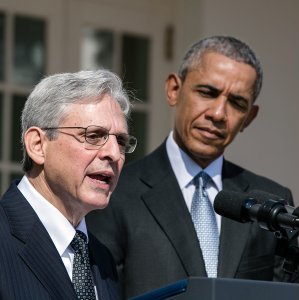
[21,69,132,172]
[178,35,263,102]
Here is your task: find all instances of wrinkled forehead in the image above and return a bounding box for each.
[60,97,128,131]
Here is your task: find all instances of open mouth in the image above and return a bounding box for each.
[88,174,112,184]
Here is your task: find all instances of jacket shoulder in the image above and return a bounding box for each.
[223,160,293,203]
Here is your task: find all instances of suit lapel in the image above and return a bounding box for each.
[19,226,77,299]
[217,160,252,277]
[2,182,77,299]
[135,146,255,278]
[140,144,207,277]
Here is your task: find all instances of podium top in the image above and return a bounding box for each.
[129,277,299,300]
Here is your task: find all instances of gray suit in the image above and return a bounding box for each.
[87,142,294,298]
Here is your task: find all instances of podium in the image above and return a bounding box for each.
[129,277,299,300]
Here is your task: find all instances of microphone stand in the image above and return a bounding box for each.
[253,199,299,281]
[275,227,299,282]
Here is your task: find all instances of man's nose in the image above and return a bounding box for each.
[206,97,227,122]
[97,135,122,162]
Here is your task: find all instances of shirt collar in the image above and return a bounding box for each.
[17,176,88,256]
[166,131,223,191]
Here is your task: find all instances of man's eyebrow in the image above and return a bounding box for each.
[228,93,249,102]
[196,84,220,93]
[197,84,217,90]
[197,84,250,102]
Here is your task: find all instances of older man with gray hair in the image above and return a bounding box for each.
[0,69,137,299]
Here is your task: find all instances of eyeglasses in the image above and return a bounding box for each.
[41,125,137,153]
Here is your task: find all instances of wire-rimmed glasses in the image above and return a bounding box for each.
[42,125,137,153]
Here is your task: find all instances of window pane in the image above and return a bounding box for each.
[81,28,114,70]
[11,94,27,162]
[121,34,150,102]
[126,111,148,164]
[0,12,5,82]
[13,15,46,86]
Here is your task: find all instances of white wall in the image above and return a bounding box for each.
[174,0,299,204]
[2,0,297,203]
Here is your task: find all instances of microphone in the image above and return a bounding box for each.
[214,189,299,232]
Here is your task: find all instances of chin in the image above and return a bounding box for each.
[83,195,110,212]
[94,198,110,209]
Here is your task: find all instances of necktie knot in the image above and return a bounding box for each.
[194,171,212,190]
[71,230,88,253]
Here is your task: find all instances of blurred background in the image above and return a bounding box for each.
[0,0,298,205]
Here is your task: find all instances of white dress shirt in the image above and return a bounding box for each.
[166,131,223,231]
[17,176,98,298]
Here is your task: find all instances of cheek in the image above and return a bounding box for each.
[112,159,125,185]
[116,158,125,176]
[119,158,125,171]
[48,141,91,176]
[227,117,247,138]
[176,104,195,126]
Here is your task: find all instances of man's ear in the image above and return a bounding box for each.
[240,105,259,132]
[24,127,46,166]
[165,73,182,107]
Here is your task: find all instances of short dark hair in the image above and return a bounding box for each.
[178,35,263,102]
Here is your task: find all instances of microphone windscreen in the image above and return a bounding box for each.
[214,190,251,222]
[214,189,285,223]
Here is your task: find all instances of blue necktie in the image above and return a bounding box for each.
[71,230,96,300]
[190,171,219,277]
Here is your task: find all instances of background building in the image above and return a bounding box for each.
[0,0,298,205]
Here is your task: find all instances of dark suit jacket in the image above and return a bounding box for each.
[86,142,295,299]
[0,181,121,300]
